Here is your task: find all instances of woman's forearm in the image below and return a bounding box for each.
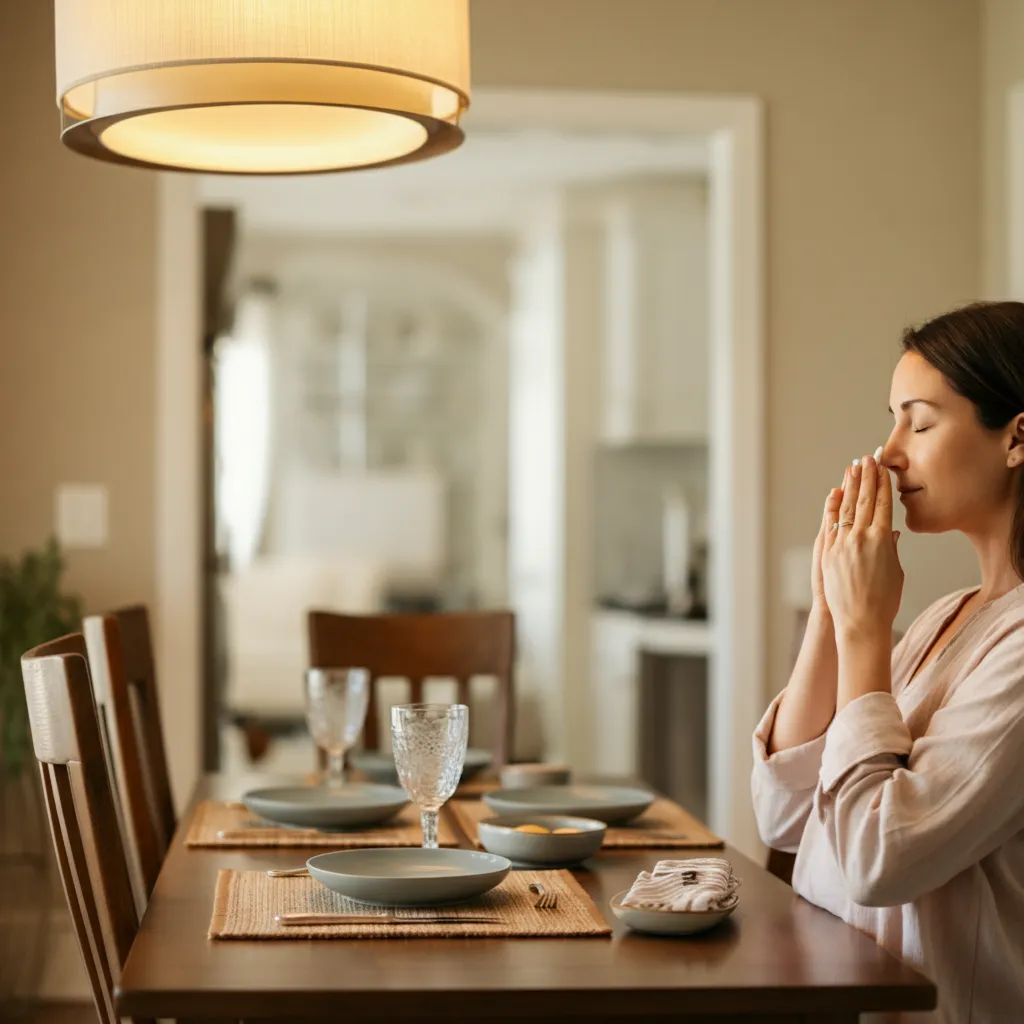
[836,627,892,713]
[768,605,839,754]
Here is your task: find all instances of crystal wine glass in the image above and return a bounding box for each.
[304,668,370,788]
[390,703,468,848]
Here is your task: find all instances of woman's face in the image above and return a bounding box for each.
[882,351,1021,535]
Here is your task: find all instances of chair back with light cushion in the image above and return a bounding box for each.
[21,635,149,1024]
[308,611,515,768]
[84,607,173,901]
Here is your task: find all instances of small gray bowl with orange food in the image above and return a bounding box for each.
[476,814,607,867]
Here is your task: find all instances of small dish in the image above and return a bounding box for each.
[499,763,572,789]
[350,747,492,785]
[477,814,606,866]
[609,889,737,936]
[242,784,409,830]
[484,785,654,824]
[306,847,511,907]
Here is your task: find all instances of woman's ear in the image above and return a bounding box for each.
[1008,414,1024,468]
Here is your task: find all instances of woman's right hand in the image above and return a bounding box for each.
[769,473,846,754]
[811,470,847,615]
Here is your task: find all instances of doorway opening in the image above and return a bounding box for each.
[155,88,765,857]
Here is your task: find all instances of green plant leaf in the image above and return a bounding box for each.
[0,537,83,776]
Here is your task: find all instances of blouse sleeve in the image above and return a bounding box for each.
[815,625,1024,907]
[750,692,828,853]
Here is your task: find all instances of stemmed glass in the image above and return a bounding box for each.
[304,668,370,788]
[390,703,468,848]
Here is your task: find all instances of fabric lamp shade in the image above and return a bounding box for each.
[54,0,470,174]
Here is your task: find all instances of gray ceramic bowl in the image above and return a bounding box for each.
[498,763,572,789]
[609,889,737,935]
[483,785,655,824]
[242,784,409,830]
[477,814,606,866]
[306,847,512,907]
[350,747,492,785]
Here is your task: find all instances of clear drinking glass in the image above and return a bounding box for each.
[304,668,371,788]
[390,703,469,848]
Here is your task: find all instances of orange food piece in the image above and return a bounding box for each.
[551,827,582,835]
[513,824,551,834]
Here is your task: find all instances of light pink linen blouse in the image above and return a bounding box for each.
[751,584,1024,1024]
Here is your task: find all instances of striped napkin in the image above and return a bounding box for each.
[620,857,740,912]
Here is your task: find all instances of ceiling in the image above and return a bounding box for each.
[199,128,711,236]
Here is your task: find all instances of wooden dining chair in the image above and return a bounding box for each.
[21,635,152,1024]
[308,610,516,768]
[83,607,174,901]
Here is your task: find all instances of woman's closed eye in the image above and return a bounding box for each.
[912,425,932,433]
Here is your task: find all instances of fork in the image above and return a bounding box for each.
[528,881,558,909]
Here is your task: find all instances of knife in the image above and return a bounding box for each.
[275,912,501,925]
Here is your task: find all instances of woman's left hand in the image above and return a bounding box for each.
[822,454,904,640]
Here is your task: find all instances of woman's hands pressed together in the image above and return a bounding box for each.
[819,454,904,713]
[821,454,904,643]
[768,454,905,750]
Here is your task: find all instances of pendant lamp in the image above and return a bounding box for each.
[54,1,470,175]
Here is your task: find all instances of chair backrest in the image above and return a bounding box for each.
[83,609,170,901]
[308,611,516,767]
[22,635,148,1024]
[109,606,176,845]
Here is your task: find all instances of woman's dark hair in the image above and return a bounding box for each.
[901,300,1024,578]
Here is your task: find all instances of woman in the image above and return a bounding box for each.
[751,301,1024,1024]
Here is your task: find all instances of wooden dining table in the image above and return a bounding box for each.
[115,774,937,1022]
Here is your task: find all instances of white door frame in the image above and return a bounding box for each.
[1008,84,1024,299]
[155,88,765,855]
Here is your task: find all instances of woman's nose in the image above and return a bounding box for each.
[880,436,907,470]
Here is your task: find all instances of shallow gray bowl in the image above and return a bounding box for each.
[242,784,409,830]
[483,785,655,824]
[306,847,512,907]
[499,763,572,789]
[609,889,737,936]
[350,747,492,785]
[477,814,606,866]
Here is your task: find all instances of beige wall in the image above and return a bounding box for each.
[982,0,1024,297]
[0,1,982,707]
[0,1,157,614]
[471,0,982,694]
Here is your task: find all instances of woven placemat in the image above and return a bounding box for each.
[452,776,500,798]
[185,800,458,848]
[450,797,723,849]
[209,868,611,940]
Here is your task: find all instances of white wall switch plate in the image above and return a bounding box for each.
[55,484,109,549]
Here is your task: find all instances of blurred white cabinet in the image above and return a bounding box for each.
[590,613,641,775]
[600,180,709,444]
[589,611,714,777]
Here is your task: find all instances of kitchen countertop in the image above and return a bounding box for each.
[593,608,711,656]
